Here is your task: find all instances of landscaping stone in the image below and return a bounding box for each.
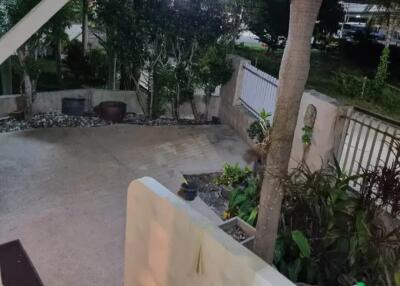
[0,112,219,133]
[223,224,249,242]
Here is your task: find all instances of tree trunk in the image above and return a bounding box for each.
[204,90,212,121]
[82,0,89,55]
[190,99,199,121]
[0,58,13,95]
[148,67,155,119]
[17,49,34,119]
[56,36,62,84]
[107,53,117,90]
[253,0,323,264]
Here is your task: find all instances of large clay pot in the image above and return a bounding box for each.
[99,101,127,123]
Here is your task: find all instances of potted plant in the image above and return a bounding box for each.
[178,180,197,201]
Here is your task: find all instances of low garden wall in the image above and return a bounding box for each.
[289,90,350,171]
[219,55,350,171]
[0,89,220,120]
[124,177,294,286]
[219,56,257,148]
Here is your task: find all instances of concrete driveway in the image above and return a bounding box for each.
[0,124,250,286]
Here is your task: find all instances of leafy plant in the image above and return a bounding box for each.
[370,46,391,100]
[275,229,315,282]
[277,160,400,285]
[228,175,259,226]
[64,40,90,80]
[198,43,234,119]
[247,109,272,144]
[359,138,400,218]
[301,126,313,146]
[215,163,252,187]
[334,72,368,98]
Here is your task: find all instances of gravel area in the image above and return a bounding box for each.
[223,225,249,242]
[0,113,219,133]
[183,173,229,219]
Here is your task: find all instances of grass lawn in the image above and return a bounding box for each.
[234,45,400,121]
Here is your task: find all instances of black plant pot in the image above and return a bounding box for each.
[62,97,86,116]
[179,183,197,201]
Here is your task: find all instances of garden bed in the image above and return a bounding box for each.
[0,112,220,133]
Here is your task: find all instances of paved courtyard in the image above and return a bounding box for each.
[0,124,250,285]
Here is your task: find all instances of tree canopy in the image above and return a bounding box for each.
[247,0,344,49]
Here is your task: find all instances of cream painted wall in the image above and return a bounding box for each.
[289,90,350,171]
[124,177,294,286]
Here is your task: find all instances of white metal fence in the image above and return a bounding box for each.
[239,63,278,120]
[339,108,400,186]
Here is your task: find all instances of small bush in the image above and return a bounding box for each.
[278,160,400,285]
[247,109,272,144]
[64,40,90,80]
[333,72,366,98]
[215,163,252,187]
[228,175,259,226]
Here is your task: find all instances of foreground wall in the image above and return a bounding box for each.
[124,177,294,286]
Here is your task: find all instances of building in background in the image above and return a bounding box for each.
[339,1,400,46]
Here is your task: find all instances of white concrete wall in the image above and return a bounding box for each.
[124,177,295,286]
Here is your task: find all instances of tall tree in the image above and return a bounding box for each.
[166,0,239,119]
[253,0,323,263]
[82,0,89,55]
[248,0,341,50]
[248,0,290,49]
[7,0,43,118]
[46,2,76,84]
[0,0,14,95]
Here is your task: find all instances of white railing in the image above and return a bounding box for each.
[239,63,278,120]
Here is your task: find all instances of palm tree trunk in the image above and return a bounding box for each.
[107,53,117,90]
[56,36,62,84]
[17,48,33,120]
[148,67,155,119]
[253,0,323,264]
[204,90,212,121]
[82,0,89,55]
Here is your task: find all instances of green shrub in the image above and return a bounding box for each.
[278,160,400,285]
[64,40,90,80]
[247,109,272,144]
[333,72,366,98]
[370,46,391,100]
[228,175,259,226]
[87,49,107,83]
[215,163,252,187]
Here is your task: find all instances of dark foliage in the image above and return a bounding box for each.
[360,139,400,218]
[279,160,400,285]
